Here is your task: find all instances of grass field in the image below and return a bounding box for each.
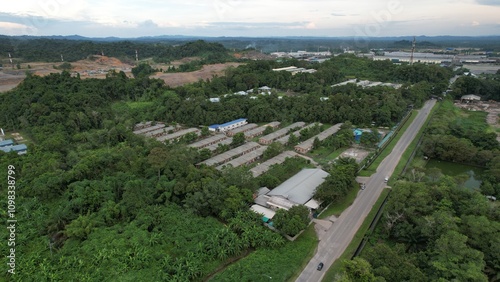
[318,184,359,219]
[322,188,391,281]
[308,146,345,165]
[210,225,318,282]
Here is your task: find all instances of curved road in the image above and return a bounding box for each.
[296,99,437,282]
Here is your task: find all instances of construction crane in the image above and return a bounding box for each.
[410,36,416,65]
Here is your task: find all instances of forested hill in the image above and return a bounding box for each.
[0,38,231,63]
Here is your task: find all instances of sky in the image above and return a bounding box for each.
[0,0,499,38]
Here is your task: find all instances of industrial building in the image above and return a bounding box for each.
[373,51,494,64]
[198,142,261,167]
[156,128,201,142]
[258,122,306,145]
[250,151,300,177]
[252,169,328,219]
[244,122,281,139]
[226,123,258,137]
[216,145,268,170]
[208,118,248,132]
[188,134,227,149]
[295,123,343,154]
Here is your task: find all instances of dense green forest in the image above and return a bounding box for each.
[451,74,500,101]
[0,49,477,281]
[0,38,232,63]
[335,98,500,282]
[418,100,500,198]
[348,176,500,282]
[3,35,500,56]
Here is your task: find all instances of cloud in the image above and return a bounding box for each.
[203,21,315,30]
[476,0,500,5]
[471,20,480,26]
[331,12,347,17]
[0,21,37,35]
[137,19,158,28]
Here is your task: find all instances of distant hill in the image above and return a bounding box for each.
[0,35,499,63]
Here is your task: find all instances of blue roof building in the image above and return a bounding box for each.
[0,139,14,147]
[208,118,248,132]
[0,144,28,155]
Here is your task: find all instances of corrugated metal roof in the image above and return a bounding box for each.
[267,168,328,205]
[250,204,276,219]
[0,139,14,147]
[217,118,247,128]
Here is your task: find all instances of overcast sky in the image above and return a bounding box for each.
[0,0,499,38]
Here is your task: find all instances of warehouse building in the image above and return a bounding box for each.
[258,122,305,145]
[252,168,328,219]
[244,122,281,139]
[208,118,248,132]
[216,145,268,170]
[295,123,343,154]
[226,123,258,137]
[198,142,261,166]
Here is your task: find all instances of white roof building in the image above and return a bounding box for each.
[267,168,328,207]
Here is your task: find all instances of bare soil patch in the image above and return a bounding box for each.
[339,147,372,163]
[151,62,242,87]
[1,58,241,92]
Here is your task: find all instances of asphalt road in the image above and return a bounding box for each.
[296,99,437,282]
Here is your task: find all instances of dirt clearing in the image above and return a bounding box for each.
[1,58,242,92]
[151,62,242,87]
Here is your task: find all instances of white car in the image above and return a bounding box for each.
[384,177,389,183]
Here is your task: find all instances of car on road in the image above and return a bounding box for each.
[317,262,324,271]
[384,177,389,183]
[360,183,366,190]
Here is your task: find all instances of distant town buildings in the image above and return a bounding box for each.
[272,66,317,75]
[331,79,402,89]
[373,51,495,64]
